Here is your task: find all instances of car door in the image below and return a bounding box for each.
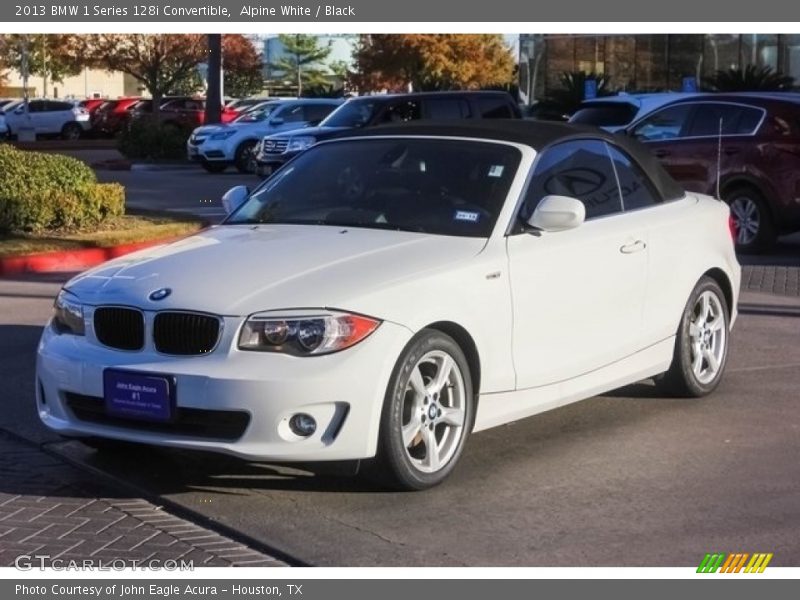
[507,139,649,389]
[27,101,49,134]
[48,101,74,134]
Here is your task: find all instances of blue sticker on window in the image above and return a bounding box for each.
[454,210,479,222]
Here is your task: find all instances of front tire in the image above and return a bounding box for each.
[659,277,730,397]
[375,330,474,491]
[201,160,227,173]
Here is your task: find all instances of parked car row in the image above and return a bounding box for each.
[251,91,523,177]
[187,98,343,173]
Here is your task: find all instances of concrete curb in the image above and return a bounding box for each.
[0,237,175,277]
[130,162,198,172]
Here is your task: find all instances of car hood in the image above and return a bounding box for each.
[266,125,350,140]
[193,121,272,136]
[64,225,486,316]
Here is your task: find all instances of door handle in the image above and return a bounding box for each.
[620,240,646,254]
[723,147,741,156]
[653,149,670,158]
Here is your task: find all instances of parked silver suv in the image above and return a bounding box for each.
[1,99,91,140]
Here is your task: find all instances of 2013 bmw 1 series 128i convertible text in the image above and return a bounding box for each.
[36,121,740,490]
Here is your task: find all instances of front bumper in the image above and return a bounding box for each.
[36,314,412,462]
[254,151,299,176]
[186,138,234,163]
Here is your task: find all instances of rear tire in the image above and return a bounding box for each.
[374,330,475,491]
[201,161,227,173]
[658,277,730,398]
[61,122,82,141]
[725,186,776,252]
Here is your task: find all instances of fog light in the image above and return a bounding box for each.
[289,413,317,437]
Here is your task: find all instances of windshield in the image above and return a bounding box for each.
[234,103,279,123]
[2,101,21,113]
[319,99,379,128]
[225,138,521,237]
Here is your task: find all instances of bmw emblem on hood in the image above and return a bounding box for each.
[149,288,172,301]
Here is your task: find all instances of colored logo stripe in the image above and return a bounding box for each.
[697,553,773,573]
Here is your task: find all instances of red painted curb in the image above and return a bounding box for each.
[0,237,176,277]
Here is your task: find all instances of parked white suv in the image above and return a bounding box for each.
[1,99,91,140]
[187,98,342,173]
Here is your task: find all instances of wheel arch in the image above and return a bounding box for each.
[423,320,482,402]
[702,267,734,315]
[720,176,775,220]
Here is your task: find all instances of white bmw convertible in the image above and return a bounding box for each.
[37,121,740,490]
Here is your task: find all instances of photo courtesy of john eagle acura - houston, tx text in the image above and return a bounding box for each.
[36,120,740,490]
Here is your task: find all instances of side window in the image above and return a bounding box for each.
[425,98,470,119]
[28,101,46,113]
[304,104,336,124]
[606,145,662,211]
[523,140,622,221]
[631,104,693,141]
[687,103,764,137]
[380,100,422,123]
[476,97,514,118]
[280,105,306,123]
[51,101,73,112]
[184,100,203,111]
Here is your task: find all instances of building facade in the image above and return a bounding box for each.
[519,34,800,104]
[1,68,140,100]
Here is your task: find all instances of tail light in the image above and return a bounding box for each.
[728,214,737,241]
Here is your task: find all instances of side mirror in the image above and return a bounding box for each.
[221,185,249,215]
[528,195,585,232]
[270,117,285,126]
[14,106,24,114]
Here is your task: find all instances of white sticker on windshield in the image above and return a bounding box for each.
[488,165,504,178]
[454,210,479,222]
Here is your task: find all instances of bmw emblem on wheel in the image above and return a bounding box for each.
[148,288,172,301]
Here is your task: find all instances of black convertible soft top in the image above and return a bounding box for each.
[331,119,686,203]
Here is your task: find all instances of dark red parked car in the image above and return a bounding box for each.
[91,97,141,136]
[625,93,800,250]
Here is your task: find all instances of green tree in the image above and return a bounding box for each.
[704,65,794,92]
[270,34,332,96]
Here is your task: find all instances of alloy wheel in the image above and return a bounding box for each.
[730,196,760,247]
[400,350,466,474]
[688,290,727,385]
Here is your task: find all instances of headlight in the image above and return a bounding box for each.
[210,130,236,140]
[53,290,85,336]
[286,136,316,152]
[239,310,380,356]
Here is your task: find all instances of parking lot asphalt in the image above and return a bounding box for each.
[96,164,260,224]
[3,160,799,566]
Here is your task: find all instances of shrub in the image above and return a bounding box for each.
[0,144,126,233]
[118,116,192,161]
